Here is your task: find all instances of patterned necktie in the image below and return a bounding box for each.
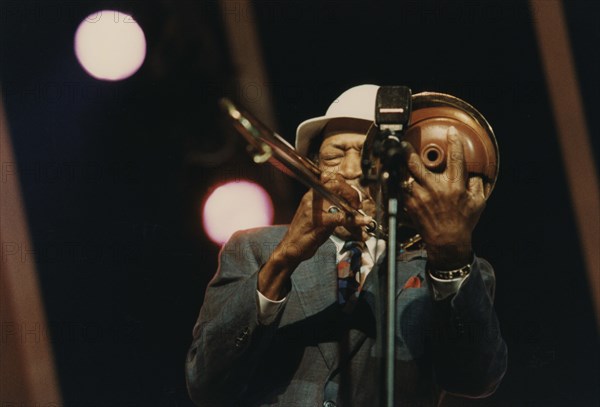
[337,241,364,306]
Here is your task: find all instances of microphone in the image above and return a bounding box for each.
[361,86,412,186]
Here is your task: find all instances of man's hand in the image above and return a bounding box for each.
[258,173,373,300]
[402,126,486,269]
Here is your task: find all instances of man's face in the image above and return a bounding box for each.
[318,132,365,185]
[317,119,375,239]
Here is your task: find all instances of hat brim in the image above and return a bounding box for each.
[295,116,330,157]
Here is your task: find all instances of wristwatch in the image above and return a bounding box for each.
[428,263,471,280]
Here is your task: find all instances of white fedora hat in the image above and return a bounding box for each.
[295,84,380,156]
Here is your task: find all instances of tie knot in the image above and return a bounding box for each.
[340,241,363,275]
[342,240,364,253]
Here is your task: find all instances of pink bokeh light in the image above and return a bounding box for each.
[74,10,146,81]
[202,181,274,245]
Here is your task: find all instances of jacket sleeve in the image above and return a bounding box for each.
[430,256,508,398]
[185,230,283,406]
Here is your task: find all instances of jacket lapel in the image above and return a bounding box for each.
[291,238,339,370]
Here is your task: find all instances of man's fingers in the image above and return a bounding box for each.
[310,189,324,225]
[445,126,467,188]
[352,214,375,227]
[322,210,347,225]
[317,171,373,233]
[322,173,361,209]
[468,176,485,201]
[446,126,465,163]
[401,140,430,186]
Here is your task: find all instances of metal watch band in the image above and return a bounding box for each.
[428,263,471,280]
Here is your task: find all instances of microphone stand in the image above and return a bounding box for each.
[380,130,404,407]
[362,86,412,407]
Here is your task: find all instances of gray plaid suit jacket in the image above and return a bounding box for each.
[186,226,507,406]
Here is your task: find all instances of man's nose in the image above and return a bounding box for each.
[339,154,362,180]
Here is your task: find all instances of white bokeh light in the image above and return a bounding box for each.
[203,181,274,245]
[74,10,146,81]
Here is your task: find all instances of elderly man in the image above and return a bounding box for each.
[186,85,507,406]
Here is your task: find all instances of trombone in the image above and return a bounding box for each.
[219,93,499,251]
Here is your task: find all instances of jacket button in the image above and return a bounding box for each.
[323,401,336,407]
[234,327,250,348]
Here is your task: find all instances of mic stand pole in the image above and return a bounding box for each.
[368,85,412,407]
[379,135,403,407]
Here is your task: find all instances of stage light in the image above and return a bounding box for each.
[202,181,274,245]
[74,10,146,81]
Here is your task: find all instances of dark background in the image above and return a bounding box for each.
[1,1,598,406]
